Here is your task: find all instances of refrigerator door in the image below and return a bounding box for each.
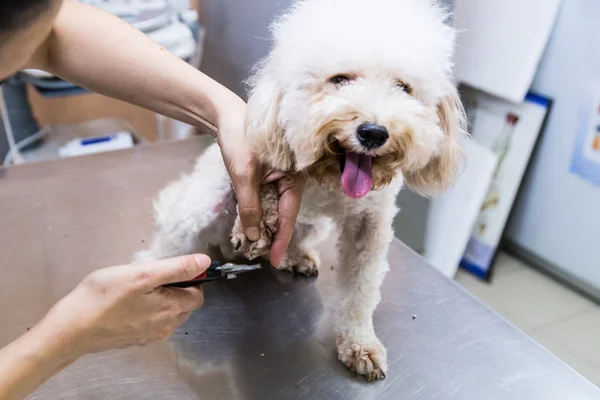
[506,0,600,295]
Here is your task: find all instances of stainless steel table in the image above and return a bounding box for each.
[1,138,599,400]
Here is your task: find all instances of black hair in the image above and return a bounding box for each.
[0,0,52,35]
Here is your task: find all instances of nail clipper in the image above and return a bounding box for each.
[164,261,262,288]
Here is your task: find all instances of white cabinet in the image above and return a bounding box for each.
[454,0,562,103]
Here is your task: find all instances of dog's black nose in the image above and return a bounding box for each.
[357,123,389,149]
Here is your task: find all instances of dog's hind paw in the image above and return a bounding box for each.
[279,249,320,277]
[337,336,387,381]
[132,249,154,263]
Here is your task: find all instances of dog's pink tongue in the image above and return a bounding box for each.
[341,152,373,198]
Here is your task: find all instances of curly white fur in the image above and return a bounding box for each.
[135,0,466,381]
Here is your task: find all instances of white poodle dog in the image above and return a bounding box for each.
[135,0,465,380]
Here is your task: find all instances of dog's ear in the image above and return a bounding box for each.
[245,64,294,171]
[404,89,466,196]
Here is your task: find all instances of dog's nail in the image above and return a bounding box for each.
[246,227,260,241]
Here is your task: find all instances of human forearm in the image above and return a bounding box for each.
[0,314,82,399]
[29,1,242,133]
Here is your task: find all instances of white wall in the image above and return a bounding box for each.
[201,0,294,97]
[506,0,600,291]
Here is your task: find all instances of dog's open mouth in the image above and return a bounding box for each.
[334,141,374,199]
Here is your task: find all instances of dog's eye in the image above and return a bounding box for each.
[329,74,352,86]
[396,81,413,95]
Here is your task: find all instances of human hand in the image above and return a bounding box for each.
[215,96,262,241]
[215,95,306,267]
[45,255,211,355]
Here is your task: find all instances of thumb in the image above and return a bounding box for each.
[232,174,263,242]
[137,254,212,290]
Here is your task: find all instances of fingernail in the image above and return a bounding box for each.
[194,255,210,268]
[246,227,260,241]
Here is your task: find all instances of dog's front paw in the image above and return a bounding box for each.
[337,336,387,381]
[231,184,279,260]
[279,249,320,277]
[231,227,272,260]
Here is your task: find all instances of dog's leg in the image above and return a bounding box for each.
[134,144,236,263]
[279,218,331,276]
[331,208,395,381]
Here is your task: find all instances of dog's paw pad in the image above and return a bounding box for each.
[279,252,320,277]
[337,338,387,381]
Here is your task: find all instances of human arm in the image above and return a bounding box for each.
[0,254,210,399]
[27,1,302,265]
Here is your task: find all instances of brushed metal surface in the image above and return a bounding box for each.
[1,138,598,399]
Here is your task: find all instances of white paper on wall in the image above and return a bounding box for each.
[424,137,497,278]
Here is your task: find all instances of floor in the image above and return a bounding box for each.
[456,252,600,388]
